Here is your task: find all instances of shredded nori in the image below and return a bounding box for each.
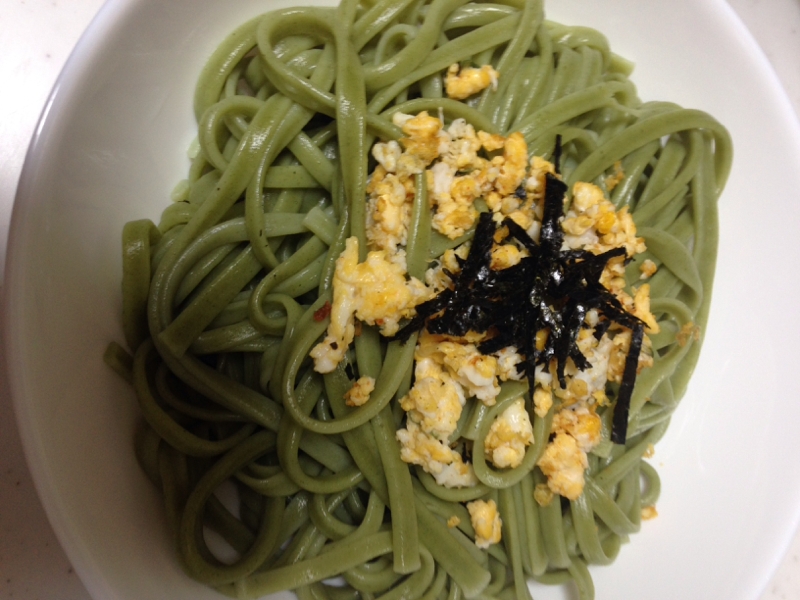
[394,173,645,444]
[344,362,356,381]
[611,323,644,444]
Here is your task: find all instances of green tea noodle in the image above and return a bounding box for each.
[106,0,732,598]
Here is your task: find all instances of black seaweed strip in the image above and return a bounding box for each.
[611,323,644,444]
[553,301,587,385]
[592,290,645,330]
[569,347,592,371]
[460,212,496,281]
[390,171,647,445]
[540,174,566,252]
[394,290,454,342]
[424,212,497,337]
[593,318,612,341]
[502,218,539,254]
[555,248,626,294]
[553,134,563,174]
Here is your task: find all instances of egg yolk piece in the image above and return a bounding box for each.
[310,237,431,373]
[483,399,534,469]
[467,499,502,548]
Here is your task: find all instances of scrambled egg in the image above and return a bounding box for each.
[494,346,525,382]
[536,405,603,500]
[397,111,448,176]
[604,160,625,192]
[400,356,465,442]
[641,506,658,520]
[366,164,412,253]
[427,120,487,238]
[344,376,375,407]
[467,499,502,548]
[632,284,659,333]
[492,132,528,196]
[491,243,528,270]
[417,332,500,404]
[397,330,505,426]
[639,258,657,279]
[396,331,538,486]
[310,237,431,373]
[562,181,657,332]
[537,432,589,501]
[395,420,477,488]
[315,109,660,506]
[483,399,534,469]
[551,405,602,453]
[560,331,611,403]
[424,245,469,293]
[526,156,557,202]
[676,321,701,347]
[534,482,554,507]
[532,386,553,418]
[563,182,645,256]
[444,63,499,100]
[534,305,653,500]
[370,111,555,245]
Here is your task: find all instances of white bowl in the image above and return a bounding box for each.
[5,0,800,599]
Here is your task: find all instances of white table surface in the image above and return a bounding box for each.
[1,1,799,598]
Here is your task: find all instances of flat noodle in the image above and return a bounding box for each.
[110,0,732,598]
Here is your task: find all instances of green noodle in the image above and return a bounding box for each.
[109,0,732,598]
